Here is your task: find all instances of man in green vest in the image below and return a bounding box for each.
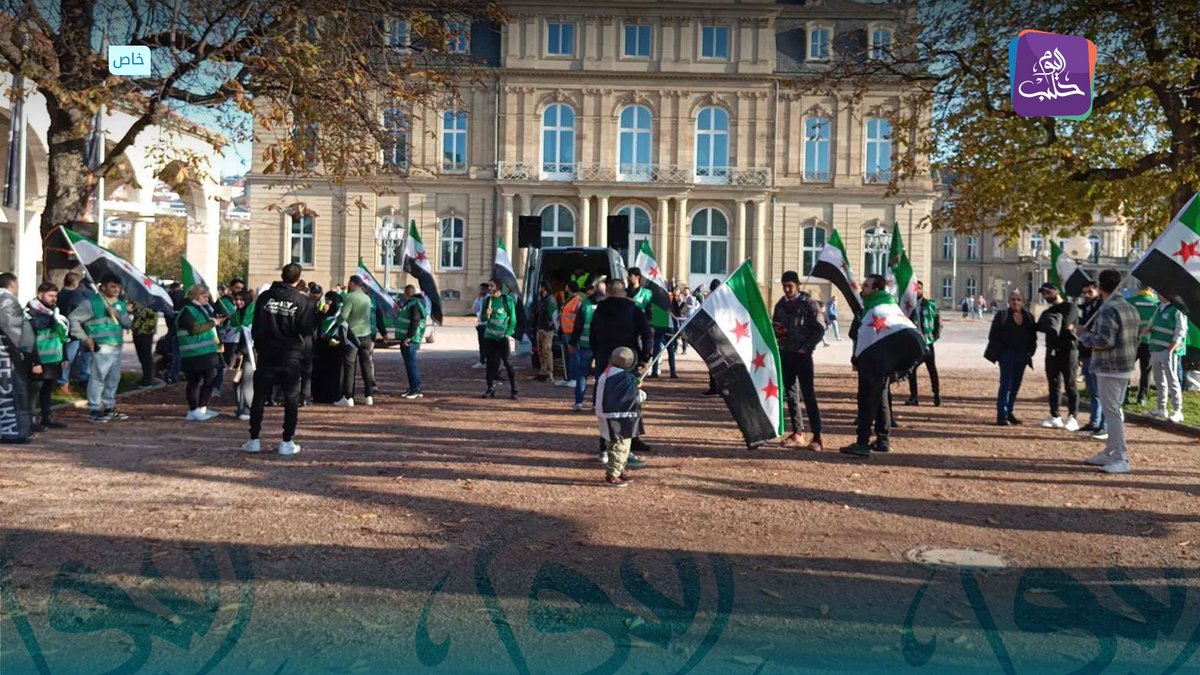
[68,274,133,424]
[1128,284,1159,405]
[23,281,69,431]
[481,277,519,400]
[396,284,428,399]
[1147,299,1187,423]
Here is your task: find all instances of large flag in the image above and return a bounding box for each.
[886,223,919,316]
[809,228,863,317]
[1049,240,1092,297]
[679,261,784,448]
[3,74,23,209]
[852,290,926,378]
[62,227,174,315]
[180,256,208,292]
[493,236,519,294]
[632,240,671,325]
[402,220,443,324]
[1130,193,1200,321]
[356,259,398,315]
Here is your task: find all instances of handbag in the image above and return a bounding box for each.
[229,353,245,384]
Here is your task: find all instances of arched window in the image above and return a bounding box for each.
[864,118,892,183]
[689,207,729,287]
[1088,233,1101,263]
[618,105,653,180]
[615,205,652,264]
[539,204,575,247]
[541,104,575,180]
[439,217,464,270]
[863,226,891,276]
[695,107,730,183]
[802,226,826,274]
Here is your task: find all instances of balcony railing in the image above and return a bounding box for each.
[495,162,772,187]
[496,161,534,180]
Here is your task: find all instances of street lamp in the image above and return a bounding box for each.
[375,215,404,292]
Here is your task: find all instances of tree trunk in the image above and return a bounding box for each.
[39,97,93,279]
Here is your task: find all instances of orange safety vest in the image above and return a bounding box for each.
[560,294,583,334]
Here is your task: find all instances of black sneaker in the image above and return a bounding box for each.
[510,391,519,400]
[996,416,1010,426]
[933,394,942,407]
[839,443,872,458]
[1007,414,1022,425]
[30,423,46,433]
[870,441,891,453]
[631,438,653,454]
[104,410,130,421]
[88,412,108,424]
[903,396,918,406]
[1078,422,1097,433]
[625,454,648,469]
[482,389,496,399]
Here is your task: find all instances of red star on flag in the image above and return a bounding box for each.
[416,250,427,262]
[142,276,153,289]
[761,378,779,401]
[1174,239,1200,265]
[871,315,888,332]
[751,351,767,372]
[648,266,660,279]
[730,319,751,343]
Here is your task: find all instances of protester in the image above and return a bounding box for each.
[627,268,674,379]
[841,274,893,457]
[176,284,225,421]
[670,286,690,356]
[773,270,825,451]
[533,280,557,382]
[55,272,89,394]
[563,280,597,411]
[984,290,1037,426]
[1147,297,1187,423]
[67,275,133,424]
[311,290,346,404]
[905,281,942,406]
[472,283,489,369]
[590,279,652,464]
[336,275,376,407]
[1035,283,1081,431]
[1077,281,1106,437]
[481,278,519,400]
[127,300,159,388]
[1128,284,1159,405]
[396,284,428,399]
[218,279,246,385]
[23,281,68,431]
[1077,269,1140,473]
[243,263,316,455]
[596,346,645,488]
[229,291,256,421]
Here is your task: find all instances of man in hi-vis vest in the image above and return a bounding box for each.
[68,275,132,424]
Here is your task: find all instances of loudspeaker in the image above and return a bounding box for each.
[518,215,542,249]
[607,214,630,251]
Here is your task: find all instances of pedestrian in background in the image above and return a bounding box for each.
[826,295,841,342]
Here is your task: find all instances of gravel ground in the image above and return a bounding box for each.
[2,321,1200,675]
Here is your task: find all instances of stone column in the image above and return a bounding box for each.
[185,186,221,286]
[675,197,689,283]
[734,199,747,268]
[579,195,591,246]
[754,199,768,284]
[597,195,609,248]
[131,217,149,272]
[657,197,670,276]
[502,193,514,253]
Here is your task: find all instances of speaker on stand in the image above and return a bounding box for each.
[606,214,630,253]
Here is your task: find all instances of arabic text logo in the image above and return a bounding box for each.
[108,46,151,77]
[1009,30,1096,120]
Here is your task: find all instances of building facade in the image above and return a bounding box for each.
[246,0,936,313]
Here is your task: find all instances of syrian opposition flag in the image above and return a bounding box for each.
[1049,240,1092,297]
[402,221,443,324]
[852,290,926,378]
[492,236,527,340]
[678,261,783,448]
[355,259,398,315]
[1131,193,1200,321]
[809,228,864,317]
[63,227,175,315]
[632,240,671,325]
[886,223,919,316]
[180,256,209,292]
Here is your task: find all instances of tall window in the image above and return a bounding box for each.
[547,22,575,56]
[292,122,319,170]
[694,107,729,183]
[382,108,408,170]
[966,236,979,260]
[966,277,977,298]
[387,19,409,48]
[442,111,468,172]
[802,226,826,275]
[1029,233,1044,255]
[864,118,892,183]
[616,205,652,264]
[701,25,730,60]
[690,208,729,285]
[941,233,954,260]
[440,217,464,269]
[448,21,470,54]
[623,23,652,58]
[804,117,830,181]
[863,226,890,276]
[379,215,402,266]
[808,26,831,60]
[1088,233,1101,262]
[290,214,314,266]
[618,105,653,180]
[941,277,953,301]
[870,28,892,60]
[541,104,575,179]
[540,204,575,248]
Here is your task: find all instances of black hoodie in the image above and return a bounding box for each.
[252,281,316,366]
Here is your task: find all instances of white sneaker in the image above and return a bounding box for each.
[364,396,374,406]
[565,379,577,387]
[334,398,354,407]
[403,392,424,400]
[1101,459,1131,474]
[472,362,486,370]
[1149,408,1167,419]
[241,439,261,454]
[1064,416,1080,432]
[199,408,220,421]
[277,441,301,456]
[1169,411,1185,423]
[1084,450,1114,466]
[237,413,251,421]
[185,410,200,421]
[1092,429,1109,440]
[598,451,608,464]
[572,403,584,412]
[1040,416,1065,429]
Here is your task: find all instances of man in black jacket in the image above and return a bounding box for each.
[773,271,826,451]
[243,263,316,456]
[1036,282,1081,431]
[589,279,653,461]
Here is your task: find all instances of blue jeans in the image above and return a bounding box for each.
[996,351,1027,419]
[87,346,123,412]
[650,328,676,377]
[570,347,593,406]
[401,341,421,393]
[1081,356,1104,429]
[60,340,90,386]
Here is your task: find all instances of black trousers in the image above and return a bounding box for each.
[185,368,217,410]
[342,339,376,399]
[856,372,890,446]
[250,364,301,442]
[33,377,54,420]
[1045,350,1079,416]
[133,333,155,385]
[476,325,486,364]
[781,351,822,438]
[1136,342,1152,400]
[907,344,940,399]
[300,354,312,402]
[485,338,516,392]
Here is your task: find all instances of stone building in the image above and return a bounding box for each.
[246,0,937,313]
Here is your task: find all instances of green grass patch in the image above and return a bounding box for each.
[51,372,150,406]
[1079,386,1200,425]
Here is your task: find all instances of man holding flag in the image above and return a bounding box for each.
[68,274,133,424]
[631,242,674,379]
[402,221,443,325]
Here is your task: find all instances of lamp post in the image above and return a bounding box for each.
[375,215,403,292]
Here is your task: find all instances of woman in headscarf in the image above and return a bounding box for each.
[176,284,226,421]
[310,290,347,404]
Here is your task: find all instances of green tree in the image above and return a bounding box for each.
[218,225,249,282]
